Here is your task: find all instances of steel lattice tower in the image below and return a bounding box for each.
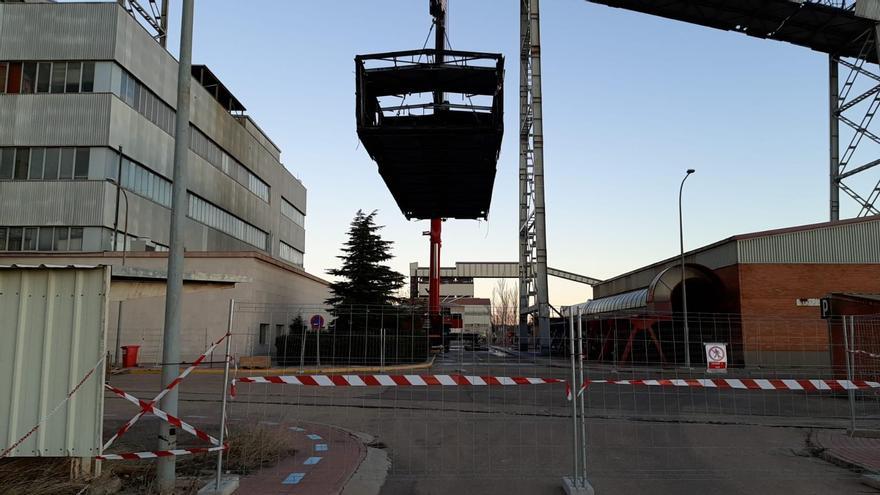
[519,0,551,352]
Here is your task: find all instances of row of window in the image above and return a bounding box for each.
[279,241,304,267]
[190,126,270,202]
[2,61,274,207]
[188,194,268,250]
[118,69,176,136]
[0,226,84,252]
[0,61,95,95]
[281,198,305,228]
[0,147,90,180]
[119,156,173,207]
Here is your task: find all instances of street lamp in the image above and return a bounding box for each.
[107,177,129,366]
[679,168,695,368]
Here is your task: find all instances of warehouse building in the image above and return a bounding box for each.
[0,1,329,361]
[571,216,880,369]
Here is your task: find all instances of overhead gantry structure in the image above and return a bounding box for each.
[584,0,880,219]
[356,1,505,349]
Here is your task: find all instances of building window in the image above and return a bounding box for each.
[279,241,304,267]
[21,62,36,94]
[13,148,28,180]
[0,226,84,252]
[281,198,305,228]
[6,63,21,94]
[50,63,65,93]
[258,324,269,345]
[0,61,96,95]
[36,62,51,93]
[120,156,171,207]
[118,69,175,135]
[188,194,268,250]
[189,126,270,203]
[0,147,91,181]
[28,148,44,180]
[65,62,81,93]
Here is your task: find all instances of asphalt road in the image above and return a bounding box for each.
[103,348,878,494]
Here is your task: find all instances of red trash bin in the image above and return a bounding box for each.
[121,345,140,368]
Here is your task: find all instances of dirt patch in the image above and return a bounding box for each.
[0,424,297,494]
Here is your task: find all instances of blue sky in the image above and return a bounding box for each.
[153,1,873,305]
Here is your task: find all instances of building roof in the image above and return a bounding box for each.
[595,215,880,298]
[191,65,246,113]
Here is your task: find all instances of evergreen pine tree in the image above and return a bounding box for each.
[325,210,405,308]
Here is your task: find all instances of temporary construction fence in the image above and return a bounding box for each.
[90,301,880,493]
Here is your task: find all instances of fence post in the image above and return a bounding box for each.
[843,316,856,434]
[214,299,234,490]
[568,309,579,487]
[577,307,588,487]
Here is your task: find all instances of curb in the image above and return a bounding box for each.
[112,356,435,376]
[807,430,880,476]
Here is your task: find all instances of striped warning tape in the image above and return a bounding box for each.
[105,384,220,445]
[565,377,880,399]
[103,333,230,450]
[852,349,880,359]
[230,374,564,397]
[97,444,227,461]
[0,357,105,459]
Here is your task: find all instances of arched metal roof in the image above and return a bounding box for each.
[580,288,648,315]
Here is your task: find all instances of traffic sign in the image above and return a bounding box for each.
[310,314,325,330]
[704,343,727,373]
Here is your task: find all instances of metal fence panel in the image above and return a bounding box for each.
[0,265,109,457]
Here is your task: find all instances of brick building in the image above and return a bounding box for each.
[571,216,880,369]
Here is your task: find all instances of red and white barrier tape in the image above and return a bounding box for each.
[105,384,220,445]
[565,377,880,399]
[0,357,105,459]
[97,443,227,461]
[103,333,229,450]
[852,349,880,359]
[231,374,564,397]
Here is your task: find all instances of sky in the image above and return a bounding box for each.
[149,0,877,306]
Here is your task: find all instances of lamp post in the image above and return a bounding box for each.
[107,177,129,366]
[679,168,695,368]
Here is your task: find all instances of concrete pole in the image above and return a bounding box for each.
[156,0,193,489]
[830,55,840,222]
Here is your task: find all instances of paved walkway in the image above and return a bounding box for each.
[235,421,366,495]
[813,429,880,473]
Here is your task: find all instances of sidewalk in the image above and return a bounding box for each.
[812,429,880,474]
[234,421,366,494]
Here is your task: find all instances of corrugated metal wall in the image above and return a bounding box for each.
[0,266,109,457]
[0,3,117,60]
[0,94,112,146]
[0,181,108,226]
[738,219,880,263]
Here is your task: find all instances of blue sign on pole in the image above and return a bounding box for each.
[310,314,325,330]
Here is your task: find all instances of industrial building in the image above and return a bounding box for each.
[572,216,880,369]
[0,1,329,361]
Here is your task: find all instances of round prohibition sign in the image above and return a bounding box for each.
[707,345,726,362]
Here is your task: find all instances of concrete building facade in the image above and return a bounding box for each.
[0,1,306,268]
[0,2,331,363]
